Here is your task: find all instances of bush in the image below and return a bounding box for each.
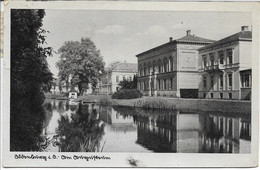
[112,89,143,99]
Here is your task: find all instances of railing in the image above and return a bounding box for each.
[224,63,239,69]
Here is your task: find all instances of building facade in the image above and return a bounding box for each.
[198,26,252,100]
[136,30,214,98]
[99,62,137,94]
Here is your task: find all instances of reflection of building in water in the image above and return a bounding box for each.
[99,106,136,132]
[136,110,178,152]
[134,108,251,153]
[176,113,204,153]
[202,114,251,153]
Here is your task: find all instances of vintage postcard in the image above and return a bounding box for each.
[1,1,259,167]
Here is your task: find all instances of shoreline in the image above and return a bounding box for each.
[45,94,251,114]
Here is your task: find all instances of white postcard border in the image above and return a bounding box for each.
[2,1,259,167]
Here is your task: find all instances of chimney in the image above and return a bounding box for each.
[186,30,191,36]
[169,37,173,42]
[241,26,249,31]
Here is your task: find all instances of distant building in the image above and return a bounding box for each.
[198,26,252,100]
[99,62,137,94]
[50,77,94,95]
[136,30,214,98]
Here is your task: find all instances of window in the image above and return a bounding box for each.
[241,71,251,88]
[218,51,224,64]
[170,58,173,71]
[210,93,214,98]
[203,93,206,98]
[219,74,223,89]
[129,77,132,81]
[164,79,167,90]
[158,60,161,73]
[203,76,207,88]
[144,63,147,75]
[227,50,233,64]
[220,93,223,99]
[210,76,214,88]
[228,73,232,88]
[116,76,119,82]
[210,53,214,66]
[158,80,161,90]
[169,78,173,90]
[228,93,232,99]
[163,58,168,73]
[203,56,207,68]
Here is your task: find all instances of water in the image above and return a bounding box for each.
[40,99,251,153]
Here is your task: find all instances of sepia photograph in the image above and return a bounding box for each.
[2,1,259,167]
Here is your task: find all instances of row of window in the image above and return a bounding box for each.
[116,75,133,82]
[139,78,174,91]
[202,49,233,68]
[202,72,251,90]
[139,57,174,76]
[202,73,232,90]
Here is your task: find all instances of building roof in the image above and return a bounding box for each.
[107,62,137,73]
[136,31,215,57]
[199,31,252,51]
[69,89,78,93]
[176,34,215,44]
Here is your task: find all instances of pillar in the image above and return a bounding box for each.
[154,71,158,97]
[149,71,152,96]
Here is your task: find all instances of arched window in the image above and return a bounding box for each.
[143,63,147,76]
[148,62,152,75]
[152,60,156,74]
[164,57,168,72]
[169,57,173,71]
[158,60,161,73]
[139,64,142,76]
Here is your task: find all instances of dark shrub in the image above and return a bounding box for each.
[112,89,143,99]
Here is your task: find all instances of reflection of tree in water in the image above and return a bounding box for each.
[57,104,105,152]
[65,101,70,111]
[57,101,65,114]
[69,104,78,112]
[42,101,53,130]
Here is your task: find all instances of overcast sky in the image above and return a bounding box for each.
[42,10,251,77]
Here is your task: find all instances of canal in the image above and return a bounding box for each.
[40,99,251,153]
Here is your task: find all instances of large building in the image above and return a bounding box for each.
[136,30,214,98]
[198,26,252,100]
[99,62,137,94]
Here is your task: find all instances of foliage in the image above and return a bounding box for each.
[118,74,137,90]
[10,9,53,151]
[58,104,105,152]
[112,89,143,99]
[56,38,105,95]
[134,97,176,110]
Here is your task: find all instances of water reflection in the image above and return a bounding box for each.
[40,100,251,153]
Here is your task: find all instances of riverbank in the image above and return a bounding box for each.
[76,95,251,114]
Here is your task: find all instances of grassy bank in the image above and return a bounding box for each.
[112,97,251,114]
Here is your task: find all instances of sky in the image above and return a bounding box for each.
[42,10,251,77]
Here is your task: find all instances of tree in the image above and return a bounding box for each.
[11,9,53,151]
[118,74,137,90]
[56,38,105,95]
